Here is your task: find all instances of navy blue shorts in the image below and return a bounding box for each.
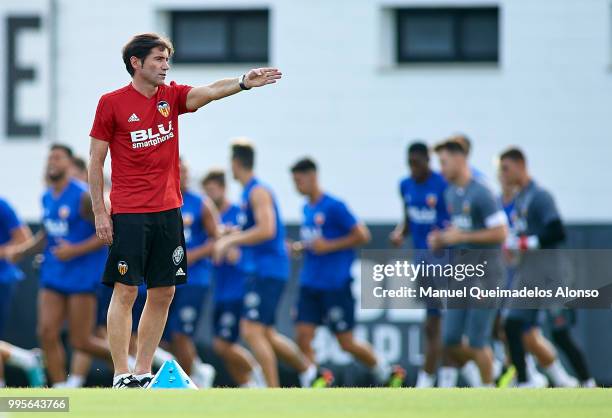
[213,299,243,343]
[163,284,208,339]
[0,282,16,338]
[242,277,286,326]
[296,281,355,334]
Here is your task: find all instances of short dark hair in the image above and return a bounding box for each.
[449,133,472,154]
[434,140,467,155]
[72,156,87,171]
[50,143,73,158]
[408,142,429,158]
[202,169,226,187]
[290,157,317,173]
[122,33,174,77]
[231,139,255,170]
[500,147,526,163]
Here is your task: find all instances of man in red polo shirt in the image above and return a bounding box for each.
[89,32,281,388]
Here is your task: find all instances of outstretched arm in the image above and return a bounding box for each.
[185,67,282,111]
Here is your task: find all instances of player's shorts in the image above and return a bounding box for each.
[443,308,496,349]
[96,284,146,332]
[213,299,243,343]
[103,208,188,289]
[0,282,16,337]
[41,282,98,296]
[242,276,286,326]
[296,281,355,334]
[163,284,208,339]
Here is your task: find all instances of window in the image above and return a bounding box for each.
[171,10,269,63]
[396,8,499,63]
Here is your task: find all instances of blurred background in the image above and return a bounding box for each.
[1,0,611,386]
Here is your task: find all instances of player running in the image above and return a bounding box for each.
[213,140,317,388]
[161,159,218,388]
[499,148,590,387]
[291,158,405,387]
[0,197,46,387]
[389,142,448,388]
[429,140,508,387]
[88,33,282,388]
[203,170,265,388]
[10,144,112,387]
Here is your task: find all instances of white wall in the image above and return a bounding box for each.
[1,0,611,223]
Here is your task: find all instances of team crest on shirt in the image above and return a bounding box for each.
[58,205,70,219]
[426,194,438,208]
[172,246,184,265]
[182,213,193,226]
[314,212,325,226]
[157,101,170,117]
[117,261,128,276]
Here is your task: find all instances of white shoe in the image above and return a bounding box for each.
[581,378,597,388]
[191,363,216,389]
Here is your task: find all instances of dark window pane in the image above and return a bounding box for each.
[401,14,455,59]
[233,14,268,60]
[461,13,498,58]
[175,15,227,60]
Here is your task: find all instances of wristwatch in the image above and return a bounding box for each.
[239,74,251,90]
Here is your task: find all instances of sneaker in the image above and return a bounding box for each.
[311,368,334,388]
[191,363,216,389]
[496,365,516,388]
[113,375,142,388]
[26,349,47,388]
[387,365,406,388]
[137,375,154,388]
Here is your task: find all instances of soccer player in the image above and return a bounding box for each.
[0,197,46,387]
[389,142,448,388]
[499,148,590,387]
[161,158,218,388]
[203,170,265,387]
[213,140,316,388]
[291,158,405,387]
[429,140,508,387]
[88,33,282,388]
[10,144,112,387]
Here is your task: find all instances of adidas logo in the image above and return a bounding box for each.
[128,113,140,122]
[176,268,185,276]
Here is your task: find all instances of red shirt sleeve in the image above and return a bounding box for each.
[170,82,195,115]
[90,96,115,142]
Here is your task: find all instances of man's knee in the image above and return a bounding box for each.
[147,286,175,306]
[336,332,355,352]
[37,322,59,344]
[241,320,266,343]
[111,284,138,308]
[69,334,90,352]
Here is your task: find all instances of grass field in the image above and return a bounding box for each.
[0,388,610,418]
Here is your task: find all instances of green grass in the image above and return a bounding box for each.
[0,388,610,418]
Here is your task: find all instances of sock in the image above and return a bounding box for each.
[545,359,577,387]
[0,379,5,388]
[113,373,132,386]
[492,358,503,380]
[438,367,458,388]
[153,348,175,368]
[504,318,528,382]
[127,356,137,372]
[65,374,85,388]
[134,373,153,381]
[251,365,267,388]
[6,347,36,370]
[52,381,68,388]
[298,364,317,387]
[371,359,391,384]
[552,328,591,381]
[461,361,482,387]
[415,370,436,388]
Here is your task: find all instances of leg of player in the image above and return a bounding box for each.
[523,328,578,387]
[37,289,68,386]
[417,313,442,388]
[241,319,279,387]
[133,286,175,377]
[213,338,260,387]
[0,341,46,387]
[65,351,92,388]
[266,327,318,388]
[107,283,138,379]
[295,323,316,364]
[67,294,113,362]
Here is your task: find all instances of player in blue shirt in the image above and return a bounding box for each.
[389,142,449,388]
[203,170,265,388]
[11,144,112,387]
[291,158,405,387]
[0,197,46,387]
[214,140,315,388]
[159,159,218,388]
